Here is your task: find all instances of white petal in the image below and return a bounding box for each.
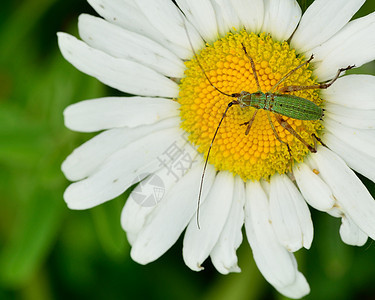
[245,181,310,298]
[62,117,180,181]
[311,146,375,241]
[87,0,161,38]
[57,32,179,98]
[339,215,368,246]
[269,174,313,251]
[210,176,245,274]
[324,117,375,159]
[313,12,375,81]
[325,103,375,129]
[64,97,179,132]
[229,0,264,32]
[290,0,365,53]
[175,0,219,42]
[64,127,182,209]
[183,171,235,271]
[210,0,241,36]
[262,0,301,41]
[87,0,186,57]
[78,14,185,77]
[122,200,155,246]
[293,162,335,212]
[274,273,310,300]
[131,161,216,264]
[323,132,375,183]
[134,0,204,59]
[322,74,375,109]
[122,143,199,244]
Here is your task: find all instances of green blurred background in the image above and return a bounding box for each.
[1,0,375,299]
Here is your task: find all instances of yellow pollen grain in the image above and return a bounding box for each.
[178,30,322,181]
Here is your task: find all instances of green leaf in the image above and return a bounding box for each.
[0,189,64,287]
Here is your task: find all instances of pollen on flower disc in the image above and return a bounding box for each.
[178,30,322,181]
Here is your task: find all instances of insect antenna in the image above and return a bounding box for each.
[179,13,240,227]
[181,16,240,99]
[196,100,238,229]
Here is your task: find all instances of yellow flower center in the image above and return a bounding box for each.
[178,30,322,181]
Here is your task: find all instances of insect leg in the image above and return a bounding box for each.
[240,110,259,135]
[269,54,314,93]
[266,112,292,157]
[241,43,261,91]
[274,114,316,153]
[311,133,327,149]
[278,65,355,93]
[245,110,258,135]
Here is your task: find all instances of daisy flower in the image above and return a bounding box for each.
[58,0,375,298]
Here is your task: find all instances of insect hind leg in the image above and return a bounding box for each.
[278,65,355,93]
[311,133,326,150]
[274,114,317,153]
[266,112,292,157]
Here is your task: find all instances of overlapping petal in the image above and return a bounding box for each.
[57,33,179,97]
[62,118,180,181]
[311,147,375,241]
[183,171,234,271]
[134,0,204,59]
[122,142,199,244]
[291,0,365,53]
[131,161,216,264]
[262,0,301,42]
[210,176,245,274]
[324,103,375,130]
[210,0,241,35]
[323,132,375,183]
[78,14,185,77]
[324,117,375,159]
[269,174,313,251]
[322,75,375,109]
[293,162,335,212]
[339,215,368,246]
[229,0,264,33]
[64,127,182,209]
[245,181,310,298]
[64,97,179,132]
[175,0,219,42]
[312,12,375,81]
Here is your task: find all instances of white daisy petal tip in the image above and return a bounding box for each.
[339,216,368,247]
[311,147,375,241]
[275,272,310,299]
[63,97,179,132]
[269,174,313,252]
[216,262,241,275]
[182,171,235,273]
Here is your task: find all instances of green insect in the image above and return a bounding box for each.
[226,45,354,153]
[192,42,353,228]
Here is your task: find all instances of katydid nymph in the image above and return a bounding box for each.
[190,39,354,228]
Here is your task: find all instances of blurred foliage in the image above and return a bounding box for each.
[0,0,375,300]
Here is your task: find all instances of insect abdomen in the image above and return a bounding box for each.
[271,94,322,120]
